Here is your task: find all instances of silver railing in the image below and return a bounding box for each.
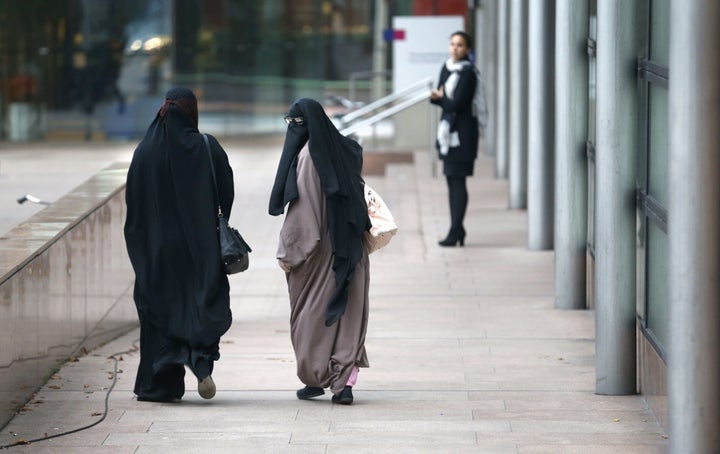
[338,78,437,175]
[339,77,437,175]
[339,77,433,130]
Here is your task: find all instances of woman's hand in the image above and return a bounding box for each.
[278,259,292,273]
[430,86,444,101]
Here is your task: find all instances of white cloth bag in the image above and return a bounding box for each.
[363,184,398,254]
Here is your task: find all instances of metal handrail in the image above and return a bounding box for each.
[338,77,438,177]
[339,77,434,127]
[339,89,432,137]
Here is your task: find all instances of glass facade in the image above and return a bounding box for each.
[637,0,670,356]
[583,0,669,360]
[1,0,440,141]
[586,9,597,308]
[586,7,597,282]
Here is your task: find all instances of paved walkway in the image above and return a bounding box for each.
[0,136,668,453]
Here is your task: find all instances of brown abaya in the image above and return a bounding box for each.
[278,147,370,394]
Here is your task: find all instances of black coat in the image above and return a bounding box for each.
[431,60,479,176]
[124,89,234,348]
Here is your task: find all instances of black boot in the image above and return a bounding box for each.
[438,226,465,247]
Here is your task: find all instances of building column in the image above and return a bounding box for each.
[371,0,388,101]
[668,1,720,450]
[553,0,588,309]
[494,0,509,178]
[478,0,498,157]
[508,0,528,209]
[594,0,639,396]
[527,0,555,250]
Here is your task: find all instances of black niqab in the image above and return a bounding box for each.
[269,98,370,326]
[124,87,234,348]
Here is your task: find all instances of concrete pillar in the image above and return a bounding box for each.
[371,0,388,101]
[594,0,639,396]
[494,0,509,179]
[473,4,485,68]
[553,0,588,309]
[527,0,555,250]
[508,0,528,209]
[479,0,498,157]
[668,1,720,450]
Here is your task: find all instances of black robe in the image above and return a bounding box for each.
[124,87,234,401]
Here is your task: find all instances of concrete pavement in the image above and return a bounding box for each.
[0,141,136,236]
[0,136,668,452]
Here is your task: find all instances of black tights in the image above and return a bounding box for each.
[446,175,468,237]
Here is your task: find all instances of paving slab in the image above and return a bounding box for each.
[0,137,668,452]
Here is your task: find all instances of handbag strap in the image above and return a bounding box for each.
[202,134,223,217]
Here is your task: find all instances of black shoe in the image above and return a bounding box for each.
[296,386,324,400]
[438,232,465,247]
[136,395,181,403]
[331,386,354,405]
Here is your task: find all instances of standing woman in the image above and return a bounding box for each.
[269,98,371,405]
[431,31,485,247]
[124,87,235,402]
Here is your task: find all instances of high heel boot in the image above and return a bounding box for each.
[438,227,465,247]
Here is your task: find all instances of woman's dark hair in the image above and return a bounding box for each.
[451,31,473,48]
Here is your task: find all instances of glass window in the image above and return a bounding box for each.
[649,0,670,67]
[586,14,597,253]
[636,211,646,320]
[647,80,668,208]
[0,0,379,140]
[636,0,670,356]
[646,222,669,348]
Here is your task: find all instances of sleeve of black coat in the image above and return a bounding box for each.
[438,66,476,114]
[429,66,448,107]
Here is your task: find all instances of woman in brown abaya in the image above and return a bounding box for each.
[269,98,371,405]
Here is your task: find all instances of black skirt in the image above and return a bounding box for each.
[443,158,475,177]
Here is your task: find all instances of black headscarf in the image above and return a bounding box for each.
[269,98,370,326]
[124,87,234,346]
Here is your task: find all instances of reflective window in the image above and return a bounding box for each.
[636,211,646,320]
[649,0,669,67]
[648,85,668,208]
[637,0,670,353]
[1,0,424,141]
[646,222,669,347]
[586,14,597,264]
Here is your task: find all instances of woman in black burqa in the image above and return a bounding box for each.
[124,87,234,402]
[269,98,371,405]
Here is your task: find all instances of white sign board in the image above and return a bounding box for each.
[391,16,464,91]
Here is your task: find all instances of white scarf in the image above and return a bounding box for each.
[437,59,466,155]
[437,58,488,156]
[443,59,466,99]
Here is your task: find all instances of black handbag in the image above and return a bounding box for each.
[203,134,251,274]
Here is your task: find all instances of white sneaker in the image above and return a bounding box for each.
[198,376,216,399]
